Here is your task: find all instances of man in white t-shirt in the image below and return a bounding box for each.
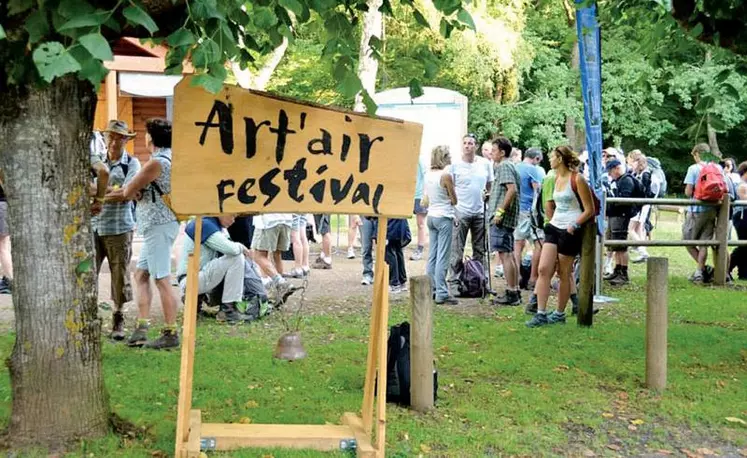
[448,133,494,287]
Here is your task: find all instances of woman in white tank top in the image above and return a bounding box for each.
[422,145,458,305]
[527,146,595,328]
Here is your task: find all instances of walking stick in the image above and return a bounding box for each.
[484,201,494,295]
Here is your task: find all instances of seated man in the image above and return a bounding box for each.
[177,215,251,324]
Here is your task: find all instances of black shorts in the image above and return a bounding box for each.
[544,224,582,257]
[608,216,630,252]
[490,224,514,253]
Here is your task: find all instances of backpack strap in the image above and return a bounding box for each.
[570,172,584,212]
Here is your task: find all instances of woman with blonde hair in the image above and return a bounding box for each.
[423,145,458,305]
[526,146,595,328]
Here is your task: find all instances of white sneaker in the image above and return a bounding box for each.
[361,276,373,285]
[494,265,504,278]
[347,247,356,259]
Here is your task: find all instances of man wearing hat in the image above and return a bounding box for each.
[604,158,637,286]
[95,120,141,340]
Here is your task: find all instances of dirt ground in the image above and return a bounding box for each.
[0,228,496,328]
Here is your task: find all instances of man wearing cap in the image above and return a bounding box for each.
[604,159,636,286]
[513,147,545,291]
[95,120,141,340]
[448,133,494,289]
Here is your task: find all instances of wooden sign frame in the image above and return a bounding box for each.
[175,216,391,457]
[171,82,421,457]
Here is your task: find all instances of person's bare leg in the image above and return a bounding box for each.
[556,255,574,313]
[500,251,518,290]
[255,250,278,277]
[301,228,310,269]
[535,244,558,312]
[513,239,526,278]
[322,233,332,260]
[291,230,304,270]
[347,215,359,249]
[134,269,152,320]
[155,277,178,326]
[273,251,284,276]
[0,235,12,280]
[416,213,426,251]
[530,241,542,283]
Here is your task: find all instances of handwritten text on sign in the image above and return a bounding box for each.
[171,79,423,217]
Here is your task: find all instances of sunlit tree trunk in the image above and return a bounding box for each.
[354,0,384,111]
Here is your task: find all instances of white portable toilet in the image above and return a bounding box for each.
[373,87,468,168]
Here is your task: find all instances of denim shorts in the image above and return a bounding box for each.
[136,220,179,279]
[292,214,307,231]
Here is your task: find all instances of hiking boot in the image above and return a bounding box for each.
[126,322,150,347]
[110,312,126,341]
[526,312,549,328]
[311,256,332,270]
[608,269,629,286]
[525,294,538,315]
[547,310,566,325]
[604,266,621,281]
[143,329,180,350]
[493,290,521,306]
[0,277,11,294]
[216,303,252,324]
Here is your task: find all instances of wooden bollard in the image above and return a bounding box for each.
[645,257,668,391]
[409,276,434,412]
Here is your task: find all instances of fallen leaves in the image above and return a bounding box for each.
[553,364,570,372]
[420,443,432,453]
[602,412,615,419]
[244,400,259,409]
[656,450,673,455]
[630,419,645,425]
[696,448,716,456]
[239,416,252,424]
[606,443,622,451]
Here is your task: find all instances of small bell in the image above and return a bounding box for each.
[273,332,307,361]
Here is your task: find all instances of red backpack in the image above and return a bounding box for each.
[694,163,728,202]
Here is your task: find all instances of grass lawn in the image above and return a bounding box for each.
[0,215,745,457]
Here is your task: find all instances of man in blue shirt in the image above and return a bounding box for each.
[513,148,545,290]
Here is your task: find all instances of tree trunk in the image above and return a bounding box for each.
[354,0,384,111]
[566,41,581,150]
[706,114,722,158]
[232,37,289,91]
[0,76,109,450]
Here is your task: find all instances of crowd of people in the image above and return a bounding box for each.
[0,119,745,347]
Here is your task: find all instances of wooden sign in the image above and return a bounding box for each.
[171,78,424,218]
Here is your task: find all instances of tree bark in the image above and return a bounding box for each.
[354,0,384,111]
[706,114,721,158]
[0,76,109,450]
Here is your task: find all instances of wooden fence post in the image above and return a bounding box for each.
[577,222,596,327]
[645,257,668,391]
[713,198,730,286]
[409,276,434,412]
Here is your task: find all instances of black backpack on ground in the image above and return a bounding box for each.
[456,257,488,298]
[377,321,438,407]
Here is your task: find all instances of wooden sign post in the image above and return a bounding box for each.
[170,77,423,458]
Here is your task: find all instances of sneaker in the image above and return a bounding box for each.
[494,266,504,278]
[110,312,126,341]
[703,265,714,284]
[435,296,459,305]
[286,267,305,279]
[272,281,299,306]
[525,280,536,292]
[389,285,402,294]
[547,310,566,324]
[143,329,180,350]
[347,247,356,259]
[526,312,549,328]
[361,275,373,286]
[0,277,11,294]
[604,259,615,276]
[410,249,423,261]
[608,270,629,286]
[631,254,649,264]
[525,294,538,315]
[493,290,521,306]
[127,322,150,347]
[604,266,620,281]
[312,256,332,270]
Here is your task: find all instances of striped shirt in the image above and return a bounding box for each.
[93,150,141,236]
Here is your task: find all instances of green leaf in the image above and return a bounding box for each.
[70,46,109,86]
[338,72,362,98]
[167,29,196,48]
[409,78,424,99]
[75,257,93,274]
[191,0,224,20]
[8,0,33,16]
[33,41,82,82]
[123,4,159,34]
[279,0,304,18]
[424,58,438,79]
[456,8,476,31]
[58,0,95,18]
[714,69,731,85]
[379,0,393,15]
[0,24,5,40]
[57,11,109,31]
[192,73,225,94]
[362,90,377,115]
[191,39,221,68]
[689,22,703,38]
[412,9,430,28]
[708,115,727,131]
[254,7,278,28]
[25,10,51,44]
[722,83,740,101]
[368,35,382,51]
[694,95,715,111]
[79,33,113,61]
[439,18,454,38]
[325,13,352,38]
